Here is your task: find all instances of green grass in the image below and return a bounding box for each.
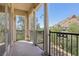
[16,31,25,41]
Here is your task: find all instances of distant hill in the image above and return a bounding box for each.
[50,15,79,32]
[57,15,79,28]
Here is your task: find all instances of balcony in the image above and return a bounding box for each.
[1,30,79,56]
[0,3,79,56]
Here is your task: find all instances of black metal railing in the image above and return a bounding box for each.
[49,31,79,56]
[0,43,5,56]
[36,30,44,50]
[0,31,6,56]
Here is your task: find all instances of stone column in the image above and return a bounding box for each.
[5,4,9,51]
[33,10,37,46]
[8,4,12,45]
[44,3,49,55]
[27,13,30,41]
[13,15,16,42]
[25,13,27,41]
[9,4,15,45]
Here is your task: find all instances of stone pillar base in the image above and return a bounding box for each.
[41,51,50,56]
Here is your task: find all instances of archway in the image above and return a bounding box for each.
[16,15,25,41]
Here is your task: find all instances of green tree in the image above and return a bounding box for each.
[50,25,62,32]
[17,16,25,30]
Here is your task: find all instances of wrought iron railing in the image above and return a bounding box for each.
[0,30,5,56]
[49,31,79,56]
[36,30,44,50]
[31,30,79,56]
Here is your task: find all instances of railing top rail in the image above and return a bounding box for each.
[49,31,79,35]
[30,30,44,33]
[36,30,44,32]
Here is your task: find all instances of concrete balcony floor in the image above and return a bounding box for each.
[9,40,43,56]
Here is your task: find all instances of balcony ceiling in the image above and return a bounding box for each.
[14,3,39,11]
[0,3,40,12]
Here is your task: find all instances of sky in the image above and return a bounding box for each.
[36,3,79,28]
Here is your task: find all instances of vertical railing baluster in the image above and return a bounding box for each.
[56,33,58,56]
[57,33,58,56]
[59,34,60,56]
[54,33,55,56]
[54,33,56,56]
[49,31,51,56]
[66,34,68,56]
[55,33,57,56]
[53,33,54,56]
[76,35,78,56]
[56,33,59,56]
[62,35,64,56]
[52,32,54,56]
[43,31,44,50]
[71,35,72,56]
